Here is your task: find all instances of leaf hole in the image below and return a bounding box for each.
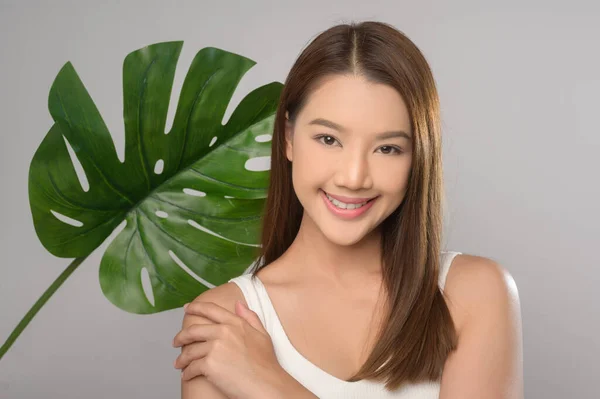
[50,210,84,227]
[255,134,272,143]
[154,159,165,175]
[168,250,215,289]
[155,210,168,218]
[62,135,90,192]
[183,188,206,197]
[140,267,155,307]
[245,156,271,172]
[187,219,259,247]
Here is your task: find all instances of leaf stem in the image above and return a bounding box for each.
[0,256,87,361]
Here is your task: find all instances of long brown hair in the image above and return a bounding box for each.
[249,21,457,391]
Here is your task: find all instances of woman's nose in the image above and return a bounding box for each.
[333,150,373,190]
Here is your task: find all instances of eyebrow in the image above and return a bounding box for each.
[308,118,412,141]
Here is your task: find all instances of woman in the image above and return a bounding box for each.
[172,21,523,398]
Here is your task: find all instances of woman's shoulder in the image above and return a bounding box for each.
[444,253,518,334]
[445,253,514,302]
[438,253,523,395]
[187,280,249,316]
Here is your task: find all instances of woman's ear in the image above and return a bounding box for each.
[285,112,293,162]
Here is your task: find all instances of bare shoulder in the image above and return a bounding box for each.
[440,254,524,398]
[180,282,247,375]
[445,254,520,321]
[184,282,247,325]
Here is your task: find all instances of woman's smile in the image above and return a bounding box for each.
[320,189,379,219]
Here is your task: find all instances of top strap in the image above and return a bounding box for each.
[439,251,462,290]
[228,274,272,332]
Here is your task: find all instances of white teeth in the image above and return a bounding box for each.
[325,193,369,210]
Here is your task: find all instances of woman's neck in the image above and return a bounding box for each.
[281,213,384,289]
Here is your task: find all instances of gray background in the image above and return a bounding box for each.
[1,0,598,398]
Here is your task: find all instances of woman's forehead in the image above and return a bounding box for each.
[298,75,411,132]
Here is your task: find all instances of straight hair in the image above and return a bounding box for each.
[248,21,457,391]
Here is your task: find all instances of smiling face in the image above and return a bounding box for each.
[285,74,413,247]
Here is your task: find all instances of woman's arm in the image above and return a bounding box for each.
[180,310,229,399]
[439,255,524,399]
[177,284,319,399]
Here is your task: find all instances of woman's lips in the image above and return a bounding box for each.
[324,191,377,204]
[320,190,378,220]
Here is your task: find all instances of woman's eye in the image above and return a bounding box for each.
[315,135,402,155]
[378,146,402,155]
[317,135,339,146]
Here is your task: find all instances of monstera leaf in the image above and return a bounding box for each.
[0,41,282,360]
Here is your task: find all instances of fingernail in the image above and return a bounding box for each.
[183,303,189,310]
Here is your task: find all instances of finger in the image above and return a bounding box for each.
[172,308,217,346]
[235,300,267,334]
[181,358,208,381]
[174,341,210,370]
[184,301,241,326]
[173,323,223,348]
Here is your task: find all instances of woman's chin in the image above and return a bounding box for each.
[320,227,371,247]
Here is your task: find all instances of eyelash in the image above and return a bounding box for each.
[314,134,404,155]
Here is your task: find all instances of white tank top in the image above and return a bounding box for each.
[229,250,462,398]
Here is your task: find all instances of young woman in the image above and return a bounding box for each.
[172,21,523,398]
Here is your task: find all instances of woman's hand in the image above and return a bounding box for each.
[172,300,288,399]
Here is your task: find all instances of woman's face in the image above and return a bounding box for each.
[285,74,413,246]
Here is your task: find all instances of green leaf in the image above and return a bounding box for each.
[28,42,282,314]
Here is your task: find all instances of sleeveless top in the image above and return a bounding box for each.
[228,250,462,398]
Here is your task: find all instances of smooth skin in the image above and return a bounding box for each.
[174,75,524,398]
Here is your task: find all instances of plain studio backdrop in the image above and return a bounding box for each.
[1,1,598,398]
